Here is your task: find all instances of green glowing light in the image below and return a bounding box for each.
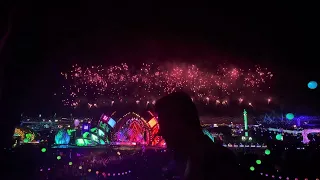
[250,166,255,171]
[276,134,283,141]
[243,109,248,137]
[265,149,271,155]
[256,160,261,165]
[69,162,73,165]
[286,113,294,120]
[57,155,61,160]
[41,148,46,153]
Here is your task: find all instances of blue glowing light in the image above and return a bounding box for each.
[108,118,116,128]
[308,81,318,89]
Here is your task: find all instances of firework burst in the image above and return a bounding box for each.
[59,63,273,107]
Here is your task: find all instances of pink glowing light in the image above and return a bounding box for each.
[60,63,273,107]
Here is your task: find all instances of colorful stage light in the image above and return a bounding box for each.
[108,118,116,128]
[102,115,108,121]
[148,117,157,128]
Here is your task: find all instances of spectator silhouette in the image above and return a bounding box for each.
[155,92,242,180]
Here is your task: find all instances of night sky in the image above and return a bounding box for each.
[1,2,319,145]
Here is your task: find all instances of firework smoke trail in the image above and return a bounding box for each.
[60,63,273,107]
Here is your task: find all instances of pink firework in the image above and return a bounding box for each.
[60,63,273,107]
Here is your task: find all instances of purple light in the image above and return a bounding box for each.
[40,169,43,172]
[48,168,51,171]
[302,128,320,144]
[83,125,88,130]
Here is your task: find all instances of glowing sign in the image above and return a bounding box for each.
[108,118,116,128]
[82,123,89,132]
[102,115,108,121]
[148,117,157,128]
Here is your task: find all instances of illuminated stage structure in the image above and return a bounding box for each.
[74,117,112,147]
[49,111,165,148]
[13,127,37,147]
[112,111,165,147]
[17,111,167,148]
[52,116,113,147]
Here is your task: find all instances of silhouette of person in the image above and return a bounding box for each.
[155,92,242,180]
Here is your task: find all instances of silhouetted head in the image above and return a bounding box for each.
[155,92,202,152]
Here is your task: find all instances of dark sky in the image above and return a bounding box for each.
[1,2,319,141]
